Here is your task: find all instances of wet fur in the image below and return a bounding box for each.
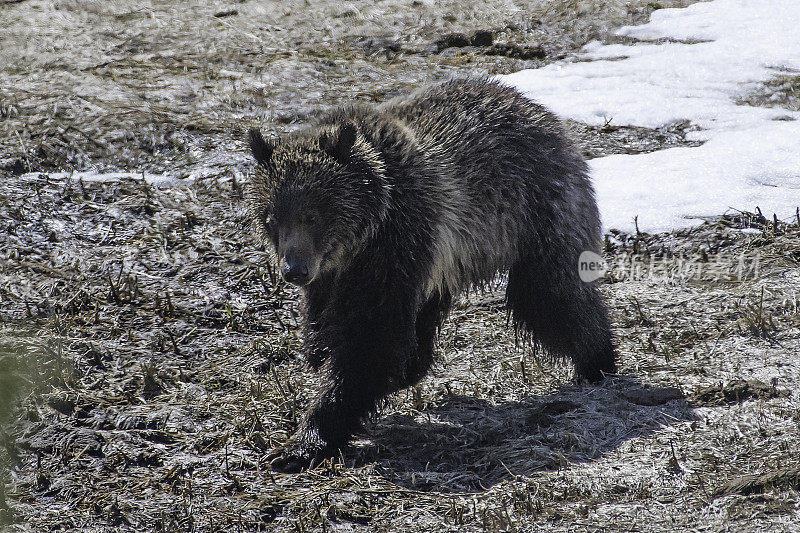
[247,77,616,471]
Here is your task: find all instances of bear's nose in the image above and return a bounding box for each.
[282,261,309,285]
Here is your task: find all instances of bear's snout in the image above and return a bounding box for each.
[282,252,310,285]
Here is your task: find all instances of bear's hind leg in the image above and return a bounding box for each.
[505,255,616,382]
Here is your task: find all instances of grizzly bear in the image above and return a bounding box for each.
[247,77,616,472]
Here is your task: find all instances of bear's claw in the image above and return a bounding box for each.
[267,451,311,473]
[266,440,334,473]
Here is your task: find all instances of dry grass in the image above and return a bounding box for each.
[2,0,800,531]
[0,0,698,174]
[2,171,799,533]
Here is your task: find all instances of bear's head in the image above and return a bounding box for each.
[247,123,390,287]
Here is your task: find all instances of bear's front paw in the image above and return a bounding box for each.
[266,437,336,473]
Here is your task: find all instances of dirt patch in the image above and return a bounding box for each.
[690,379,790,407]
[737,74,800,113]
[568,118,705,158]
[623,386,685,406]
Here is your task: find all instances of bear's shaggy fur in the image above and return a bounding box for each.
[247,77,616,472]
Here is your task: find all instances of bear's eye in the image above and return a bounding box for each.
[302,211,319,226]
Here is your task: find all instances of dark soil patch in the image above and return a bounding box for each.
[690,379,790,407]
[623,386,685,406]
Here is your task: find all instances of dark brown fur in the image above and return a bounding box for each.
[247,77,616,472]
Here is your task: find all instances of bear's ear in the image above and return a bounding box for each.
[249,128,274,166]
[320,123,357,165]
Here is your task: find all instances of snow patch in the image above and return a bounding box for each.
[20,171,186,187]
[500,0,800,233]
[592,122,800,233]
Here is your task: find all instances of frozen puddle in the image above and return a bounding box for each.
[501,0,800,233]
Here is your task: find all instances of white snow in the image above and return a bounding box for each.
[20,171,184,187]
[500,0,800,233]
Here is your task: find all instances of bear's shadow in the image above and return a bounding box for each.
[352,376,692,493]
